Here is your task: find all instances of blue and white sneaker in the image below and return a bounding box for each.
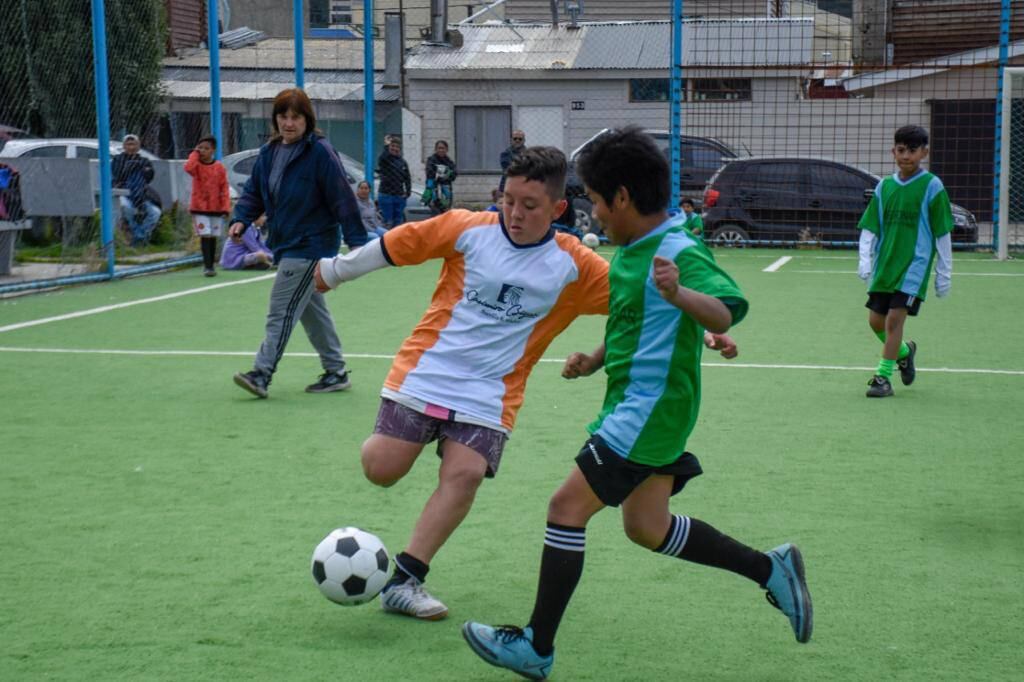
[764,543,813,643]
[462,622,554,681]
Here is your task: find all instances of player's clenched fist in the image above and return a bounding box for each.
[652,255,681,302]
[562,351,600,379]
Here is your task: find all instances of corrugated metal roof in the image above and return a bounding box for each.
[405,19,814,71]
[160,68,398,102]
[841,40,1024,92]
[163,38,385,71]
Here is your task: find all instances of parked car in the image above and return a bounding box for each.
[701,157,978,245]
[222,147,432,221]
[0,138,160,160]
[566,129,742,234]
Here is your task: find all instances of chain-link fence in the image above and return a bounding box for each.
[0,1,1017,293]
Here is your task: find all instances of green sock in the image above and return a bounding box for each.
[877,358,896,378]
[873,330,910,359]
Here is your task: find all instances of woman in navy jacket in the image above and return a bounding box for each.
[229,88,365,398]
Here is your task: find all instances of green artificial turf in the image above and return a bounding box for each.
[1,250,1022,680]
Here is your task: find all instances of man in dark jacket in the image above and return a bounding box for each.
[112,134,161,246]
[377,138,412,228]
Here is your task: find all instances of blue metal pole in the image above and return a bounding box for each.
[992,0,1011,256]
[669,0,683,210]
[363,0,375,191]
[208,0,223,159]
[90,0,115,277]
[294,0,305,88]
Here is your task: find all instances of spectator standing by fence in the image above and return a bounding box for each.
[423,140,457,215]
[377,137,411,228]
[184,136,231,276]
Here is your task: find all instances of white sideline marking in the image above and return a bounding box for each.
[791,270,1024,277]
[0,274,275,334]
[0,346,1021,376]
[762,256,792,272]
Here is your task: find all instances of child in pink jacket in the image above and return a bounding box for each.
[185,136,231,276]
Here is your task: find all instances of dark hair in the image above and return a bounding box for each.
[681,198,695,208]
[894,125,928,150]
[197,135,217,148]
[270,88,317,142]
[574,126,669,215]
[505,146,567,201]
[435,140,449,150]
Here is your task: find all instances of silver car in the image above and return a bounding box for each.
[222,147,431,221]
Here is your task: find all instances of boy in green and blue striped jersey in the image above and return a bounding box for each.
[858,125,953,398]
[462,128,811,681]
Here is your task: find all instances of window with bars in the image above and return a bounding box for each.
[629,79,672,102]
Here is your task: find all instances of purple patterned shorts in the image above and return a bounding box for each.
[373,398,508,477]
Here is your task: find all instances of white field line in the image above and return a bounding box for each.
[791,270,1024,277]
[762,256,792,272]
[0,274,275,334]
[0,346,1021,376]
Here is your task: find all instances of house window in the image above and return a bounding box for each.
[311,1,352,27]
[690,78,751,102]
[454,106,511,172]
[629,79,672,102]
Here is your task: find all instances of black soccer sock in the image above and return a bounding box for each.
[656,515,772,587]
[388,551,429,586]
[200,236,215,269]
[527,524,586,657]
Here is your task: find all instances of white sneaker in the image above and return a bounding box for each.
[380,579,449,620]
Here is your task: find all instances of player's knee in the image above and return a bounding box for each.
[441,465,485,495]
[360,447,400,487]
[547,489,587,526]
[623,518,661,550]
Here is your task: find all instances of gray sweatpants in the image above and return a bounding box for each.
[253,257,345,377]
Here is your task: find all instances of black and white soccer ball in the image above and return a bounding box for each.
[311,527,390,605]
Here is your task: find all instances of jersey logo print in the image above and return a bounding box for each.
[465,283,539,323]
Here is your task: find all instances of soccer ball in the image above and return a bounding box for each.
[311,527,391,605]
[581,232,600,249]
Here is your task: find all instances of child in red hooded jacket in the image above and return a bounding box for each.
[185,136,231,276]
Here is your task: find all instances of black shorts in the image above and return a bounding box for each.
[866,291,922,317]
[574,435,703,507]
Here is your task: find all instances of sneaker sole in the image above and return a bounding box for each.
[787,546,814,644]
[461,623,547,681]
[305,381,351,394]
[866,390,894,398]
[233,373,268,399]
[381,602,448,620]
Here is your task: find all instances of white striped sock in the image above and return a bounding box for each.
[544,525,586,552]
[656,515,691,557]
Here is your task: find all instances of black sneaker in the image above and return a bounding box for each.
[234,370,270,398]
[897,340,917,386]
[866,375,894,398]
[305,370,351,393]
[203,268,216,277]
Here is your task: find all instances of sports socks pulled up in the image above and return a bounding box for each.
[387,551,429,587]
[527,524,586,657]
[656,515,772,587]
[874,329,910,359]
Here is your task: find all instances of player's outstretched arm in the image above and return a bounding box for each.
[652,256,732,333]
[315,240,390,293]
[562,344,605,379]
[704,332,738,359]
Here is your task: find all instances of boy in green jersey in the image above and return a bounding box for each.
[858,125,953,397]
[681,197,703,236]
[462,128,812,681]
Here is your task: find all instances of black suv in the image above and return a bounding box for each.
[701,157,978,245]
[565,130,740,234]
